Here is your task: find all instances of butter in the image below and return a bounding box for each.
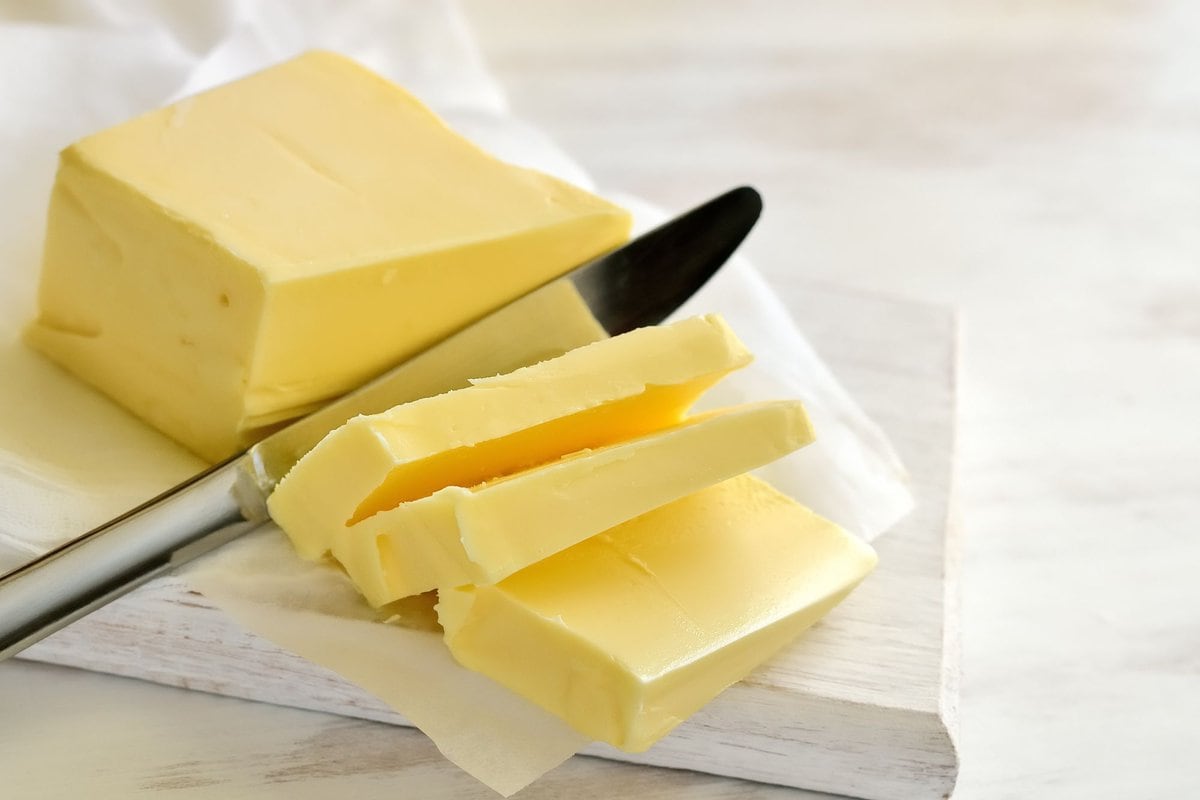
[27,50,631,461]
[250,279,610,488]
[268,314,751,561]
[437,474,878,752]
[337,401,814,605]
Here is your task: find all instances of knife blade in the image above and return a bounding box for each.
[0,185,762,661]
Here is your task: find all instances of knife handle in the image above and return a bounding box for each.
[0,457,262,661]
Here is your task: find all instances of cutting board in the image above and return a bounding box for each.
[19,277,959,800]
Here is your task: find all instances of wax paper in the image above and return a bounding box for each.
[0,1,912,793]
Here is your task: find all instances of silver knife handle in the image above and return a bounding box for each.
[0,457,262,660]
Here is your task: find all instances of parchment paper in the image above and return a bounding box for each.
[0,1,912,794]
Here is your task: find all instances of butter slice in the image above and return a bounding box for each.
[338,400,814,605]
[268,314,751,561]
[27,50,631,461]
[438,474,877,752]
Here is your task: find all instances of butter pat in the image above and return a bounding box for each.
[338,401,814,605]
[437,475,878,752]
[268,314,751,561]
[27,50,631,461]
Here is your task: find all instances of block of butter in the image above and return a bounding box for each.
[27,50,631,461]
[437,474,878,752]
[267,314,751,562]
[338,400,815,605]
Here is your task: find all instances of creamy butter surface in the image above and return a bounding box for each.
[437,474,878,752]
[337,401,814,605]
[268,314,751,561]
[27,50,631,461]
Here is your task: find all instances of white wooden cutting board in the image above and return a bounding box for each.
[20,278,959,800]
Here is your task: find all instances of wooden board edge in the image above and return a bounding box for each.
[938,311,964,798]
[21,572,959,799]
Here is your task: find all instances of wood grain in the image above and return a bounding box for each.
[20,278,959,800]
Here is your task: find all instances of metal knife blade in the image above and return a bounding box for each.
[0,185,761,661]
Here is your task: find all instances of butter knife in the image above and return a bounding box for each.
[0,186,762,661]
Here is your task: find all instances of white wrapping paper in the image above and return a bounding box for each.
[0,1,912,793]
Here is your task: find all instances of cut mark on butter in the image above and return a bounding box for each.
[346,379,727,524]
[268,314,750,563]
[339,400,814,604]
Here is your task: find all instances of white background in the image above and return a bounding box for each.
[468,3,1200,796]
[2,1,1198,797]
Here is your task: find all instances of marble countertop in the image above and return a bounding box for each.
[3,1,1198,797]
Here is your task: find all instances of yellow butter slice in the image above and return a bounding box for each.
[268,314,751,561]
[338,400,814,605]
[27,50,630,461]
[437,474,877,753]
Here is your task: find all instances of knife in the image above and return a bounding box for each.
[0,185,762,661]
